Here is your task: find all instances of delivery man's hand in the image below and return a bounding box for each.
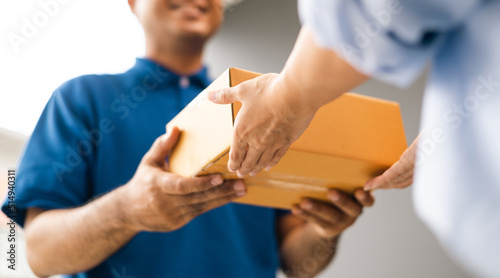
[291,189,374,238]
[208,73,317,178]
[121,126,247,232]
[364,136,419,191]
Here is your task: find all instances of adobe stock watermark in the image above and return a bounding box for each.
[338,0,404,64]
[51,65,170,182]
[7,0,71,54]
[111,267,135,278]
[283,236,338,278]
[5,169,18,271]
[416,74,499,165]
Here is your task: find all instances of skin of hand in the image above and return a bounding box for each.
[364,136,419,191]
[121,126,247,232]
[208,27,368,178]
[209,73,317,178]
[277,188,374,277]
[291,189,374,238]
[23,127,246,276]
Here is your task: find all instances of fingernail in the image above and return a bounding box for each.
[328,190,340,202]
[236,171,246,178]
[207,91,218,102]
[249,171,256,177]
[211,175,223,185]
[233,180,246,192]
[265,165,272,171]
[301,200,313,210]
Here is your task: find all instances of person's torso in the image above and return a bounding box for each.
[414,1,500,275]
[63,59,281,278]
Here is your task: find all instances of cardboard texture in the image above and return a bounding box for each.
[168,68,407,209]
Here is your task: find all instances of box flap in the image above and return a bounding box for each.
[229,68,261,122]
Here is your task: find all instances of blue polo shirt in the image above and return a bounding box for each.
[2,58,283,278]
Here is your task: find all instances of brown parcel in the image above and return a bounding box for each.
[167,68,407,209]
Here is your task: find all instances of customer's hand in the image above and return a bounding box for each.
[292,189,374,238]
[208,73,317,178]
[122,127,247,232]
[364,137,418,191]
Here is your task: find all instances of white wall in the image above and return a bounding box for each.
[206,1,472,277]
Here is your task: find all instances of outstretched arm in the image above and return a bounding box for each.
[208,26,368,178]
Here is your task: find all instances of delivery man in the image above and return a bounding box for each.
[2,0,374,277]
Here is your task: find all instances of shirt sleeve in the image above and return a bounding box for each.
[298,0,481,87]
[1,79,95,227]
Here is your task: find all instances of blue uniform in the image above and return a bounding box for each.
[2,58,283,278]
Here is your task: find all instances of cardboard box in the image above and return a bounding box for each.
[167,68,407,209]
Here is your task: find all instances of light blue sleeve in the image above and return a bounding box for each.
[298,0,481,87]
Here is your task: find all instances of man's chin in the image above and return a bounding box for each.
[175,27,212,41]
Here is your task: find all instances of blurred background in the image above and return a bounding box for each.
[0,0,472,277]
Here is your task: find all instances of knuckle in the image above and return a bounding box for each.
[193,179,206,192]
[219,89,229,102]
[173,179,187,194]
[329,211,342,223]
[352,206,363,216]
[234,87,242,99]
[191,196,209,211]
[220,88,234,103]
[229,151,242,163]
[335,196,348,206]
[143,173,155,186]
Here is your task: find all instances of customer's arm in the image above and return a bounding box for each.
[24,127,247,277]
[278,189,374,277]
[208,27,368,177]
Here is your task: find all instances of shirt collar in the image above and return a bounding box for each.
[128,58,212,89]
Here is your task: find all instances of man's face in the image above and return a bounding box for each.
[131,0,224,42]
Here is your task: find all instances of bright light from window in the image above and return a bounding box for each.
[0,0,145,135]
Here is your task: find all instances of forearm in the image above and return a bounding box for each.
[25,185,139,277]
[280,222,339,278]
[280,26,368,114]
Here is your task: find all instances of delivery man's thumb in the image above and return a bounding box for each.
[144,126,180,165]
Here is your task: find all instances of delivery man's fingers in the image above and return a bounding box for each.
[180,180,246,206]
[353,188,375,207]
[292,205,335,229]
[299,198,351,222]
[325,190,364,218]
[143,126,180,167]
[208,87,240,104]
[180,181,246,218]
[158,174,224,195]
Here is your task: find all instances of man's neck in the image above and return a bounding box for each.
[145,37,205,76]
